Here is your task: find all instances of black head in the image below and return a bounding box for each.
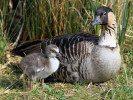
[91,6,113,26]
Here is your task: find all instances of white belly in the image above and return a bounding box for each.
[33,58,60,80]
[90,46,121,82]
[49,58,60,73]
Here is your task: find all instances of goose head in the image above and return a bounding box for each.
[91,6,115,26]
[45,44,61,57]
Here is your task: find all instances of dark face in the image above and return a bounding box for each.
[91,6,113,26]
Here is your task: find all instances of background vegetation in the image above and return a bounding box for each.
[0,0,132,99]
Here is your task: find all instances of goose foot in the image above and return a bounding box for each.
[86,82,93,88]
[95,83,107,87]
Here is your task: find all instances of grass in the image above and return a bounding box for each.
[0,61,133,99]
[0,0,133,99]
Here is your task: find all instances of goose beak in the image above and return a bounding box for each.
[56,52,61,57]
[91,16,102,26]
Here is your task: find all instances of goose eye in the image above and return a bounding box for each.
[103,12,106,15]
[51,50,56,53]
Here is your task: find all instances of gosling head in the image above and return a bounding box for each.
[91,6,115,26]
[45,44,61,57]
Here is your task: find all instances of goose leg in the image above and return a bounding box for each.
[41,78,44,84]
[41,78,44,89]
[29,80,32,90]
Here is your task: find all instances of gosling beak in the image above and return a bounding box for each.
[56,52,61,57]
[91,16,102,26]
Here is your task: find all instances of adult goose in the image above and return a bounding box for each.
[11,6,121,83]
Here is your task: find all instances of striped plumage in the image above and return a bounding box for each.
[11,6,121,83]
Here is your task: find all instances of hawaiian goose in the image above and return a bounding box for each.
[12,6,121,83]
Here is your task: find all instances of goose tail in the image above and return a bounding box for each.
[11,40,43,57]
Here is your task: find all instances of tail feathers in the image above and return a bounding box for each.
[11,40,43,57]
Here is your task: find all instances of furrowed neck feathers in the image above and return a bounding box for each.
[98,12,117,47]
